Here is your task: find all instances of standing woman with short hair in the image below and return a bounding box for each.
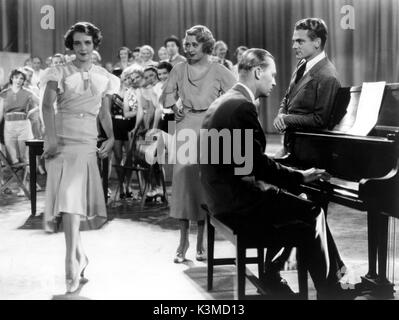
[115,46,133,70]
[161,25,236,263]
[0,69,39,195]
[139,45,158,68]
[213,40,234,71]
[41,22,118,293]
[110,66,140,199]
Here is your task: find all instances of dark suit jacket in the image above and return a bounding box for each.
[200,83,304,218]
[278,57,340,129]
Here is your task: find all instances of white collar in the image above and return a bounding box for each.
[304,51,326,75]
[237,82,256,104]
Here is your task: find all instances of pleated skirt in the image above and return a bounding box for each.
[43,115,107,232]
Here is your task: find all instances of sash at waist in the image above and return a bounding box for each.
[56,112,97,119]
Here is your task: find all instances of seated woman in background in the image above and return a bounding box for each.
[91,50,102,66]
[232,45,248,79]
[23,66,45,175]
[157,46,169,62]
[129,47,142,66]
[111,66,140,199]
[151,61,174,133]
[133,66,164,201]
[212,40,234,71]
[51,53,66,66]
[113,46,133,77]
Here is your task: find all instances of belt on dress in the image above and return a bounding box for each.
[186,108,207,113]
[57,112,96,119]
[5,112,27,121]
[113,115,125,120]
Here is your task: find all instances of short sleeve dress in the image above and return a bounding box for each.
[162,61,236,221]
[41,62,120,232]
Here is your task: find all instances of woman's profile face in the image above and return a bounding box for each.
[122,75,131,87]
[144,70,158,86]
[215,44,227,60]
[236,49,246,63]
[130,72,143,89]
[184,35,205,63]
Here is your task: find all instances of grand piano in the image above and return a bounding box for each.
[278,83,399,297]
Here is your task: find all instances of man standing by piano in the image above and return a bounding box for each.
[273,18,340,147]
[201,48,360,299]
[272,16,348,286]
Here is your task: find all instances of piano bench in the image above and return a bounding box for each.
[203,205,309,300]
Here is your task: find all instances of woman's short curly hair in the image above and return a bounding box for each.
[9,68,26,85]
[64,22,103,50]
[140,45,155,58]
[118,46,133,60]
[184,25,215,55]
[121,65,144,83]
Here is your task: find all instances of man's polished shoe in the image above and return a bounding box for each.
[317,283,362,300]
[272,147,289,159]
[262,275,295,298]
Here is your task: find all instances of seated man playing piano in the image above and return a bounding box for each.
[273,18,340,154]
[200,49,360,299]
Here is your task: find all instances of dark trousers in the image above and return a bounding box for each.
[216,190,345,294]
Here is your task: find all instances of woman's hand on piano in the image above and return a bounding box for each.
[301,168,331,183]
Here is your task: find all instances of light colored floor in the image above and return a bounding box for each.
[0,134,398,300]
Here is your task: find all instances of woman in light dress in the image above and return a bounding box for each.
[41,22,118,293]
[161,25,236,263]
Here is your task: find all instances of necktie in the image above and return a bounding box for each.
[294,61,307,84]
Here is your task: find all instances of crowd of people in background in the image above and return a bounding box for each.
[0,34,244,200]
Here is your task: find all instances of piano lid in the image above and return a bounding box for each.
[328,83,399,133]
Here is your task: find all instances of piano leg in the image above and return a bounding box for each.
[366,211,378,279]
[376,214,395,296]
[28,147,37,217]
[361,210,395,297]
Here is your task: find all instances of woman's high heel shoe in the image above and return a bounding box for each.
[79,256,89,278]
[66,275,80,293]
[196,249,206,262]
[173,241,189,264]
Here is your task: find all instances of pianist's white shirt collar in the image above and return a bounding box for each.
[237,82,256,104]
[304,51,326,76]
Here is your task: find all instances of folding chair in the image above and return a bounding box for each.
[110,162,146,205]
[0,149,30,198]
[108,132,147,206]
[134,131,168,208]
